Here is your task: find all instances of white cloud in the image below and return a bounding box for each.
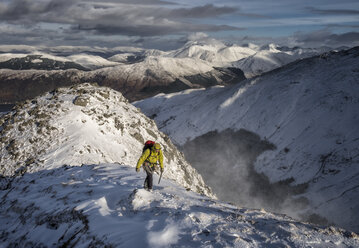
[187,32,209,41]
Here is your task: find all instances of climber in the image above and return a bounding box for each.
[136,142,164,191]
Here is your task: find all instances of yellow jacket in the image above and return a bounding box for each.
[136,148,164,170]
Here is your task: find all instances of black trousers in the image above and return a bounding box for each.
[143,163,154,190]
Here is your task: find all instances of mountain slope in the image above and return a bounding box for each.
[0,56,245,104]
[134,47,359,232]
[0,55,90,71]
[231,44,320,78]
[87,56,245,100]
[1,163,358,247]
[168,41,327,78]
[0,83,211,196]
[0,41,329,104]
[168,40,257,65]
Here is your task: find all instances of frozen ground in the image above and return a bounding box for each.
[1,163,358,247]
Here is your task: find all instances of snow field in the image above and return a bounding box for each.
[1,163,357,247]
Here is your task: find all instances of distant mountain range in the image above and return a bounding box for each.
[0,40,336,104]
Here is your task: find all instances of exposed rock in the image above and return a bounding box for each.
[73,96,89,107]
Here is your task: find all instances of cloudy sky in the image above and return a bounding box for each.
[0,0,358,50]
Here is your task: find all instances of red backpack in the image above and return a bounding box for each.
[142,140,155,153]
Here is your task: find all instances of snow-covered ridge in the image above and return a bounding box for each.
[66,54,120,69]
[0,53,30,63]
[93,56,217,81]
[0,83,212,196]
[0,40,333,104]
[135,47,359,232]
[0,41,329,75]
[0,53,120,70]
[1,163,358,247]
[167,41,257,65]
[166,41,329,77]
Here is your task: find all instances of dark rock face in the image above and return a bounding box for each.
[0,69,85,104]
[0,66,246,104]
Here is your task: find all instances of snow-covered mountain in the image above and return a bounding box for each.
[1,163,358,247]
[168,41,328,78]
[0,56,245,103]
[134,47,359,232]
[66,54,120,69]
[1,84,358,246]
[0,83,211,196]
[231,44,322,78]
[0,53,119,70]
[87,56,245,100]
[167,40,257,66]
[0,40,330,104]
[0,54,90,71]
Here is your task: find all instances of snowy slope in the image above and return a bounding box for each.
[0,83,211,196]
[0,41,328,104]
[135,47,359,232]
[167,40,257,65]
[0,54,90,71]
[66,54,120,69]
[231,44,320,78]
[85,55,245,101]
[168,41,326,78]
[1,163,358,247]
[94,56,215,81]
[108,53,138,63]
[0,51,246,103]
[0,53,30,62]
[0,52,120,70]
[0,41,324,77]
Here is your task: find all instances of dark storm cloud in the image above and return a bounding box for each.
[327,23,359,28]
[292,30,359,47]
[295,31,359,42]
[0,0,240,37]
[307,7,359,15]
[76,23,242,36]
[223,30,359,49]
[89,0,176,5]
[0,0,76,22]
[170,4,238,18]
[332,32,359,42]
